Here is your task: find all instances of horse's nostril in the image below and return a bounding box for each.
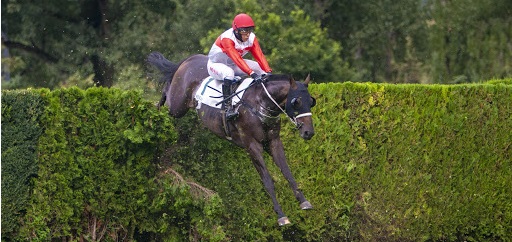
[302,130,315,140]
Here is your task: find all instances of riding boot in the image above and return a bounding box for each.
[222,80,239,120]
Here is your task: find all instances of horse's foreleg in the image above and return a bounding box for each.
[246,143,289,225]
[268,138,313,210]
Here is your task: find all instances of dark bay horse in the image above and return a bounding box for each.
[147,52,315,226]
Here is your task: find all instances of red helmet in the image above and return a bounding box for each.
[232,13,255,30]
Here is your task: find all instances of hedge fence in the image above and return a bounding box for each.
[2,80,511,241]
[1,88,225,241]
[2,90,45,239]
[279,81,512,241]
[167,80,511,241]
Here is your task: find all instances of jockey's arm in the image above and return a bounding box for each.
[249,38,272,73]
[219,38,254,75]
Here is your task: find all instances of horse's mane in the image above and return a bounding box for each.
[266,74,291,82]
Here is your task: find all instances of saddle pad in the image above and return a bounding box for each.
[194,77,254,109]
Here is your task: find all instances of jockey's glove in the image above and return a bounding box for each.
[251,73,263,84]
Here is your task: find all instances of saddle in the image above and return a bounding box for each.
[194,76,255,140]
[194,76,253,110]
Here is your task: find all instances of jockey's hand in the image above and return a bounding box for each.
[261,72,271,81]
[251,73,263,84]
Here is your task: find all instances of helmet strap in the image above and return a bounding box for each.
[233,29,244,42]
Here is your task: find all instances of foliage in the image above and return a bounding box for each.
[163,80,512,240]
[112,64,161,103]
[1,89,47,239]
[1,88,226,241]
[2,81,512,240]
[164,112,284,240]
[3,0,511,88]
[256,9,354,83]
[312,0,429,83]
[279,81,512,240]
[426,0,512,83]
[1,0,235,89]
[485,78,512,85]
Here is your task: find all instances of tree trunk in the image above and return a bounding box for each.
[91,54,114,87]
[90,0,114,87]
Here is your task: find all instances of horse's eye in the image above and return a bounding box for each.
[291,97,302,108]
[310,97,316,107]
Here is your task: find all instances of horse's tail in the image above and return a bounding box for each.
[146,52,180,83]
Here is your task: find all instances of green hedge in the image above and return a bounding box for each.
[280,82,512,241]
[169,81,512,241]
[1,90,46,239]
[2,82,511,241]
[1,87,226,241]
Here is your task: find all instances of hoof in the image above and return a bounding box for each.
[300,201,313,210]
[278,216,291,226]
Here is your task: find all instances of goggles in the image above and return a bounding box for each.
[237,27,254,34]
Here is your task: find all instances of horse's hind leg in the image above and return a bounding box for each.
[268,138,313,210]
[157,93,166,111]
[157,82,169,110]
[246,142,290,225]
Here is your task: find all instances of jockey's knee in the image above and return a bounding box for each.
[223,78,232,85]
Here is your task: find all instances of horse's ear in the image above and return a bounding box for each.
[304,73,311,86]
[289,75,298,89]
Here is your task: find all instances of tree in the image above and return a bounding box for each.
[312,0,511,83]
[318,0,429,83]
[426,0,512,83]
[260,10,354,83]
[4,0,509,86]
[2,0,118,88]
[1,0,235,89]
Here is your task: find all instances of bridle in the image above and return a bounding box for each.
[261,83,312,129]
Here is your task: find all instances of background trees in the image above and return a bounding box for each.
[426,0,512,83]
[2,0,511,90]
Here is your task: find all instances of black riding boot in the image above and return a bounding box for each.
[222,80,239,120]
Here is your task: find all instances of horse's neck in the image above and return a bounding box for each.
[263,80,290,110]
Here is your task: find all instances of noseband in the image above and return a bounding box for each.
[261,83,312,129]
[293,112,312,129]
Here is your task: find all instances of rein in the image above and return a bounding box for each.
[215,80,256,106]
[261,83,312,129]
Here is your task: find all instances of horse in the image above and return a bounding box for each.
[146,52,316,226]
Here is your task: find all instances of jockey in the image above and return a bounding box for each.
[207,13,272,120]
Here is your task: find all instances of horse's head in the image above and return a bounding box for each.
[285,75,316,140]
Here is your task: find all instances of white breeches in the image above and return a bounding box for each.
[207,59,266,81]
